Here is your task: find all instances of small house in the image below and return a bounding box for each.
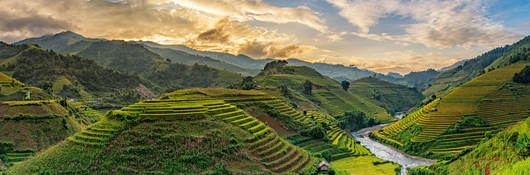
[431,108,438,112]
[318,161,330,172]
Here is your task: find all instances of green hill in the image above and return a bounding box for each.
[16,31,243,91]
[0,43,155,107]
[372,61,530,159]
[0,74,102,167]
[349,77,424,115]
[255,61,393,123]
[421,36,530,96]
[6,88,399,174]
[408,117,530,175]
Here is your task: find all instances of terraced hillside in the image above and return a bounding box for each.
[372,62,530,158]
[422,36,529,96]
[8,88,402,174]
[0,43,156,107]
[409,117,530,175]
[0,74,101,168]
[349,77,424,114]
[9,89,317,174]
[255,62,393,123]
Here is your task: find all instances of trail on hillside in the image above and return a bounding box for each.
[352,123,436,175]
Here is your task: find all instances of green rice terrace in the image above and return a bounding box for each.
[0,73,102,169]
[5,88,400,174]
[372,62,530,159]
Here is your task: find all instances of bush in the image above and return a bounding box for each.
[513,66,530,83]
[516,134,530,157]
[301,125,326,139]
[321,150,332,161]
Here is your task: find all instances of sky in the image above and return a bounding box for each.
[0,0,529,74]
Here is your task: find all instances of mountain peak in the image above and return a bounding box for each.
[54,31,84,38]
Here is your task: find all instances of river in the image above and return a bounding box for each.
[351,123,436,175]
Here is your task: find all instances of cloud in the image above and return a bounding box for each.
[186,18,314,58]
[315,50,465,74]
[170,0,327,33]
[0,0,316,59]
[328,0,522,48]
[0,1,73,42]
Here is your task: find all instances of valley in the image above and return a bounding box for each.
[0,34,529,174]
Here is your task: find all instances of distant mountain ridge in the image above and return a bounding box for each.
[17,31,441,88]
[139,40,440,86]
[15,31,243,93]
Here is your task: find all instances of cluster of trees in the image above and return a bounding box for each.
[513,66,530,83]
[336,111,378,131]
[341,80,350,91]
[228,76,257,90]
[508,47,529,64]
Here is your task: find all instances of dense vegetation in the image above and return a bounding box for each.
[349,77,424,115]
[0,44,153,107]
[0,74,103,168]
[513,65,530,83]
[16,31,243,94]
[255,61,393,123]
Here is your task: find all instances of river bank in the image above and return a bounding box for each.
[351,123,436,175]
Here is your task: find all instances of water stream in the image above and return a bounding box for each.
[351,123,436,175]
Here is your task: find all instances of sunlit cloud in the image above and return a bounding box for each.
[0,0,526,74]
[328,0,523,49]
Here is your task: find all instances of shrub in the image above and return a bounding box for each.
[513,66,530,83]
[516,134,530,157]
[301,125,326,139]
[321,150,332,161]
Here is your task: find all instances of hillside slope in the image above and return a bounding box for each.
[349,77,424,114]
[140,41,259,76]
[372,61,530,159]
[7,89,318,174]
[0,74,101,167]
[409,117,530,175]
[421,36,530,96]
[0,43,154,107]
[16,31,243,90]
[255,61,393,123]
[7,88,401,174]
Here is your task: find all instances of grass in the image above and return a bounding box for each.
[8,88,322,174]
[331,156,400,175]
[255,64,393,122]
[373,62,530,158]
[0,72,23,86]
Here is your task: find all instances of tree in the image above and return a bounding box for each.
[303,80,312,95]
[280,85,292,99]
[341,80,350,91]
[240,76,257,90]
[513,66,530,84]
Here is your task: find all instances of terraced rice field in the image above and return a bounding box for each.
[379,98,440,137]
[374,63,530,155]
[4,151,33,165]
[327,127,371,156]
[67,119,125,148]
[210,101,315,173]
[128,91,316,174]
